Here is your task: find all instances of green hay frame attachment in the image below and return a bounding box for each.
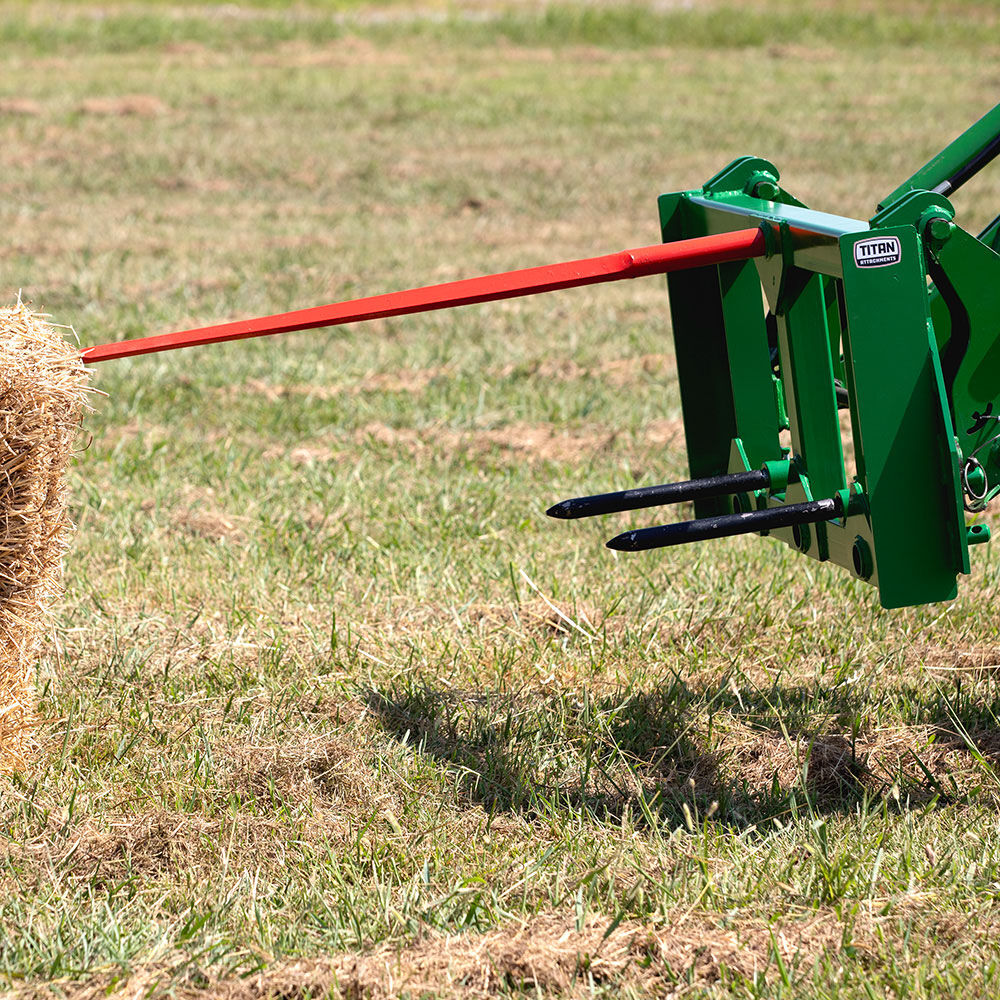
[83,103,1000,611]
[636,103,1000,608]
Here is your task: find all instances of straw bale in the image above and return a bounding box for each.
[0,302,90,772]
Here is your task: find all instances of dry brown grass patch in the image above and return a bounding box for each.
[255,36,412,69]
[36,908,863,999]
[720,727,868,800]
[298,444,344,466]
[921,644,1000,675]
[9,805,324,891]
[67,812,211,884]
[232,353,672,405]
[216,729,405,834]
[0,304,91,771]
[715,719,1000,802]
[262,422,626,467]
[9,807,217,887]
[350,419,683,466]
[78,95,169,117]
[0,97,43,116]
[462,597,610,642]
[493,354,672,388]
[168,487,248,543]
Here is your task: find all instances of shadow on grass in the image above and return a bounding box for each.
[366,678,886,829]
[367,671,1000,828]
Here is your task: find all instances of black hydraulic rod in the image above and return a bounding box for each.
[931,131,1000,197]
[546,468,771,520]
[606,496,842,552]
[880,102,1000,209]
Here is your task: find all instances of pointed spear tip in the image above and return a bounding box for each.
[606,531,638,551]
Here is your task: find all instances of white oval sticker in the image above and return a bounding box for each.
[854,236,902,268]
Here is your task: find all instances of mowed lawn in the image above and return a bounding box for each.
[3,2,1000,996]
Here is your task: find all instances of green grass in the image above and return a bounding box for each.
[1,1,998,54]
[3,1,1000,996]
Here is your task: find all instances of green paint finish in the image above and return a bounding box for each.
[981,214,1000,254]
[881,102,1000,209]
[823,276,846,385]
[838,226,963,608]
[651,140,999,608]
[927,228,1000,504]
[968,523,992,545]
[773,268,846,501]
[718,260,779,470]
[659,193,737,518]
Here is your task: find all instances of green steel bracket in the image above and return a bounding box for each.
[701,156,807,209]
[870,189,955,231]
[871,174,1000,521]
[838,225,967,600]
[969,523,992,545]
[561,103,1000,608]
[981,214,1000,254]
[763,458,791,494]
[655,137,992,607]
[927,227,1000,507]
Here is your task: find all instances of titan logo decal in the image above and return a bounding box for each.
[854,236,902,268]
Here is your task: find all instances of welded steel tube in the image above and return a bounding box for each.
[81,228,767,363]
[606,496,842,552]
[546,468,771,520]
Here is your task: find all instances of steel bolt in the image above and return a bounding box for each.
[925,216,955,244]
[752,179,780,201]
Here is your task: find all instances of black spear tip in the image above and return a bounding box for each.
[545,499,576,519]
[606,530,641,551]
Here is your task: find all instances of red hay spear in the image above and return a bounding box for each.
[81,228,766,363]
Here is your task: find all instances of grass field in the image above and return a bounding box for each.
[3,1,1000,996]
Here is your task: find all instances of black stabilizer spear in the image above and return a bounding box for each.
[546,467,772,520]
[606,496,842,552]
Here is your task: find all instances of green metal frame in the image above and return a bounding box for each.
[657,103,1000,609]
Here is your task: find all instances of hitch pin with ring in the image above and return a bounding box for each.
[962,406,1000,510]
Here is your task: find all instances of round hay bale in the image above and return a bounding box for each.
[0,302,90,772]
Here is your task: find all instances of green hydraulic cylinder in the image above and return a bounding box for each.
[880,102,1000,208]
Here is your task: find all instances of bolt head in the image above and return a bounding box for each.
[926,216,955,243]
[753,180,780,201]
